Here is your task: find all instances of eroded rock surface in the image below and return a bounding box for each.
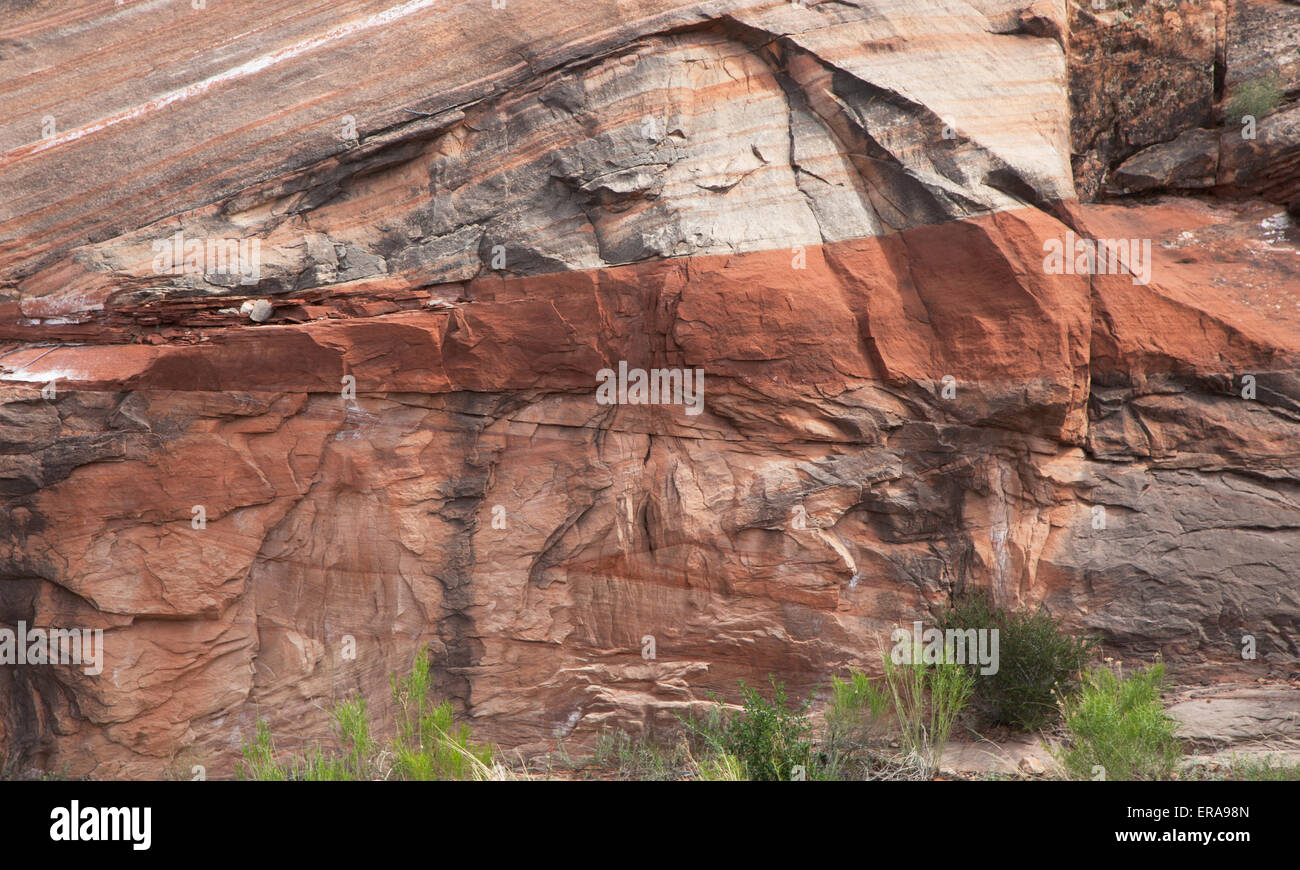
[0,0,1296,778]
[1079,0,1300,204]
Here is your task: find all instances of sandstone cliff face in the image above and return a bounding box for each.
[0,1,1296,778]
[1068,0,1226,200]
[1075,0,1300,205]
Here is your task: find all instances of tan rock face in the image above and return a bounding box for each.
[0,1,1297,778]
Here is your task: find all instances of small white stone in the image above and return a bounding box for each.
[248,299,273,322]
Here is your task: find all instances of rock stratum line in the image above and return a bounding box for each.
[0,0,1297,777]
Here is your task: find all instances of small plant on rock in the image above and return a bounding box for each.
[1226,77,1284,125]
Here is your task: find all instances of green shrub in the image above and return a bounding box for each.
[686,677,817,781]
[239,649,499,781]
[827,670,892,729]
[239,720,288,781]
[939,593,1096,731]
[332,696,377,779]
[882,648,973,779]
[819,670,896,780]
[1055,662,1183,781]
[389,652,494,780]
[1226,77,1284,124]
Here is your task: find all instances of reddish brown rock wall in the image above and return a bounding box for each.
[0,0,1296,778]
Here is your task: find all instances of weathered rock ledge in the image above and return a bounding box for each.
[0,0,1296,777]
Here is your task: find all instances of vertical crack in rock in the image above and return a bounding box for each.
[0,0,1297,777]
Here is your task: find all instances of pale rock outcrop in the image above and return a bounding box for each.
[0,0,1296,778]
